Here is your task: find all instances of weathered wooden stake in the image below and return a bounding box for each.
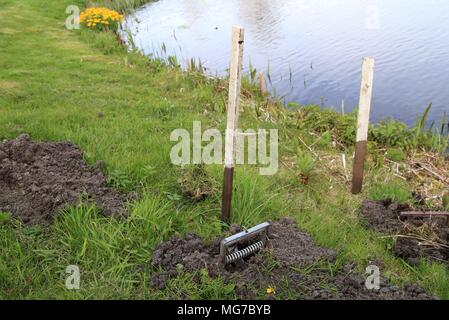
[351,58,375,194]
[221,26,244,223]
[258,72,265,96]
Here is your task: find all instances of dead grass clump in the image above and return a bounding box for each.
[178,164,219,202]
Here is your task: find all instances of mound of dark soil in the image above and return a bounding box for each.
[233,259,433,300]
[266,219,336,267]
[150,218,434,300]
[361,199,449,265]
[151,219,336,289]
[0,134,129,224]
[360,200,411,234]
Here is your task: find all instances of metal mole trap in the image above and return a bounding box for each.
[220,222,270,265]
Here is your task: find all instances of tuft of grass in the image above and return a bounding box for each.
[107,170,134,192]
[385,148,407,162]
[0,212,11,224]
[154,269,236,300]
[413,260,449,300]
[366,181,412,203]
[230,169,286,228]
[178,164,219,202]
[295,150,316,185]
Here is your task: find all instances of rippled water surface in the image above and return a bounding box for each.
[124,0,449,125]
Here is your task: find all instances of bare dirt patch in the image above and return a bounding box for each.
[361,199,449,265]
[150,218,434,299]
[0,134,130,224]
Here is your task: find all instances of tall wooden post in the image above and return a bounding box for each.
[351,58,375,194]
[221,26,244,223]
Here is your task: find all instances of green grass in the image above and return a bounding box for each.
[0,0,448,299]
[367,180,412,203]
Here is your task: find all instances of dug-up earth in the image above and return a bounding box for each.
[0,134,129,224]
[151,218,434,300]
[361,199,449,265]
[0,135,437,299]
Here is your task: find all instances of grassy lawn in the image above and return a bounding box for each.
[0,0,448,299]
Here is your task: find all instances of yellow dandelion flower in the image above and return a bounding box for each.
[266,287,276,294]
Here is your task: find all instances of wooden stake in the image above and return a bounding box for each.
[258,72,265,96]
[221,26,244,223]
[351,58,375,194]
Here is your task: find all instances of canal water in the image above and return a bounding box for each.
[123,0,449,125]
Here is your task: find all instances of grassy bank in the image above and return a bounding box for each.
[0,0,448,299]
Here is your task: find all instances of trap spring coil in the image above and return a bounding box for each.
[225,240,264,264]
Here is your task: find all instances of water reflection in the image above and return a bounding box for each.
[123,0,449,125]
